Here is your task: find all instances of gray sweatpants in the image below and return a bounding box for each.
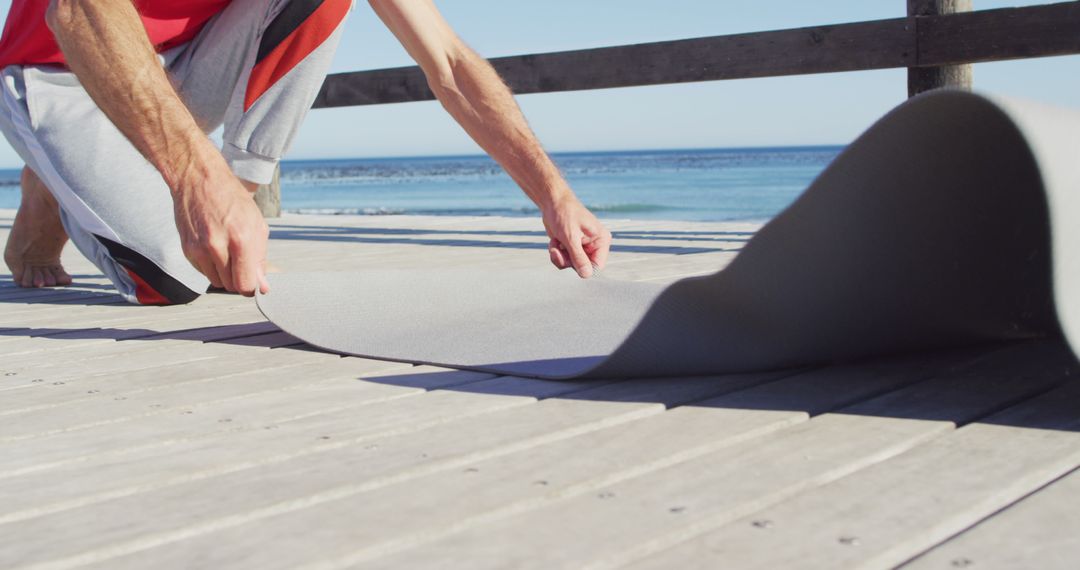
[0,0,352,304]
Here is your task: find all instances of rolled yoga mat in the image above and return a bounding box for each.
[257,91,1080,379]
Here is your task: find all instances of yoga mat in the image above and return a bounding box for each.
[257,91,1080,379]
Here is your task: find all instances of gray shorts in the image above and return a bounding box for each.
[0,0,352,304]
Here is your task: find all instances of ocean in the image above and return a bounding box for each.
[0,146,842,222]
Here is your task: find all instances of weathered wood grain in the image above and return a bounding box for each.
[314,18,913,108]
[908,0,973,96]
[7,362,918,569]
[354,343,1069,569]
[902,468,1080,569]
[0,356,410,442]
[626,350,1080,570]
[91,352,984,569]
[917,2,1080,66]
[313,3,1080,108]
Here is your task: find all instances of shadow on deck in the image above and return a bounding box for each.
[268,224,746,255]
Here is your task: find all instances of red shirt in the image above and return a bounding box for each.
[0,1,233,69]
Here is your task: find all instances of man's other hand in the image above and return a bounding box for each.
[542,197,612,279]
[172,164,270,297]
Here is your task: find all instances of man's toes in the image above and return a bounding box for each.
[21,265,72,288]
[41,267,58,287]
[52,266,72,286]
[18,265,34,288]
[32,267,47,288]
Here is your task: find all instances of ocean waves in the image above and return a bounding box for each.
[0,146,842,220]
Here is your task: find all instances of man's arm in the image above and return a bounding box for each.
[369,0,611,277]
[46,0,269,295]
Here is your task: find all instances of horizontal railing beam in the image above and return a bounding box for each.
[917,1,1080,65]
[312,2,1080,109]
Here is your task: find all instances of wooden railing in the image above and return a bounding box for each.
[312,1,1080,108]
[254,1,1080,216]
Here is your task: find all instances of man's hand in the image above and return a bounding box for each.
[48,0,270,296]
[172,162,270,296]
[370,0,613,279]
[542,195,612,279]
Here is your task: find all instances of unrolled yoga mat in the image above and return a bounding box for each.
[257,91,1080,379]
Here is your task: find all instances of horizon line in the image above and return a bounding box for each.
[280,143,847,164]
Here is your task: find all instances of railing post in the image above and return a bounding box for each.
[908,0,974,97]
[254,164,282,218]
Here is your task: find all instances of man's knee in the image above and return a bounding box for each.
[97,236,202,306]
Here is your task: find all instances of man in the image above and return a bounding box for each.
[0,0,611,304]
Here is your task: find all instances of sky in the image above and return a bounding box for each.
[0,0,1077,168]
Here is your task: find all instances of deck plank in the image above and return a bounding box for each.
[0,348,344,415]
[0,355,410,442]
[0,333,311,392]
[902,468,1080,569]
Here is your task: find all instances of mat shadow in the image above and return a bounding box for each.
[268,225,732,255]
[359,340,1080,433]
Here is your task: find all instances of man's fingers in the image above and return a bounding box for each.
[229,248,259,297]
[548,246,567,269]
[205,245,235,292]
[566,234,594,279]
[584,230,612,271]
[229,231,269,297]
[257,260,271,295]
[257,268,270,295]
[204,254,228,291]
[549,233,606,277]
[548,238,570,269]
[187,251,220,289]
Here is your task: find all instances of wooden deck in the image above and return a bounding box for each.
[2,208,1079,569]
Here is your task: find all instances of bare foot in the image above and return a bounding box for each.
[4,167,73,288]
